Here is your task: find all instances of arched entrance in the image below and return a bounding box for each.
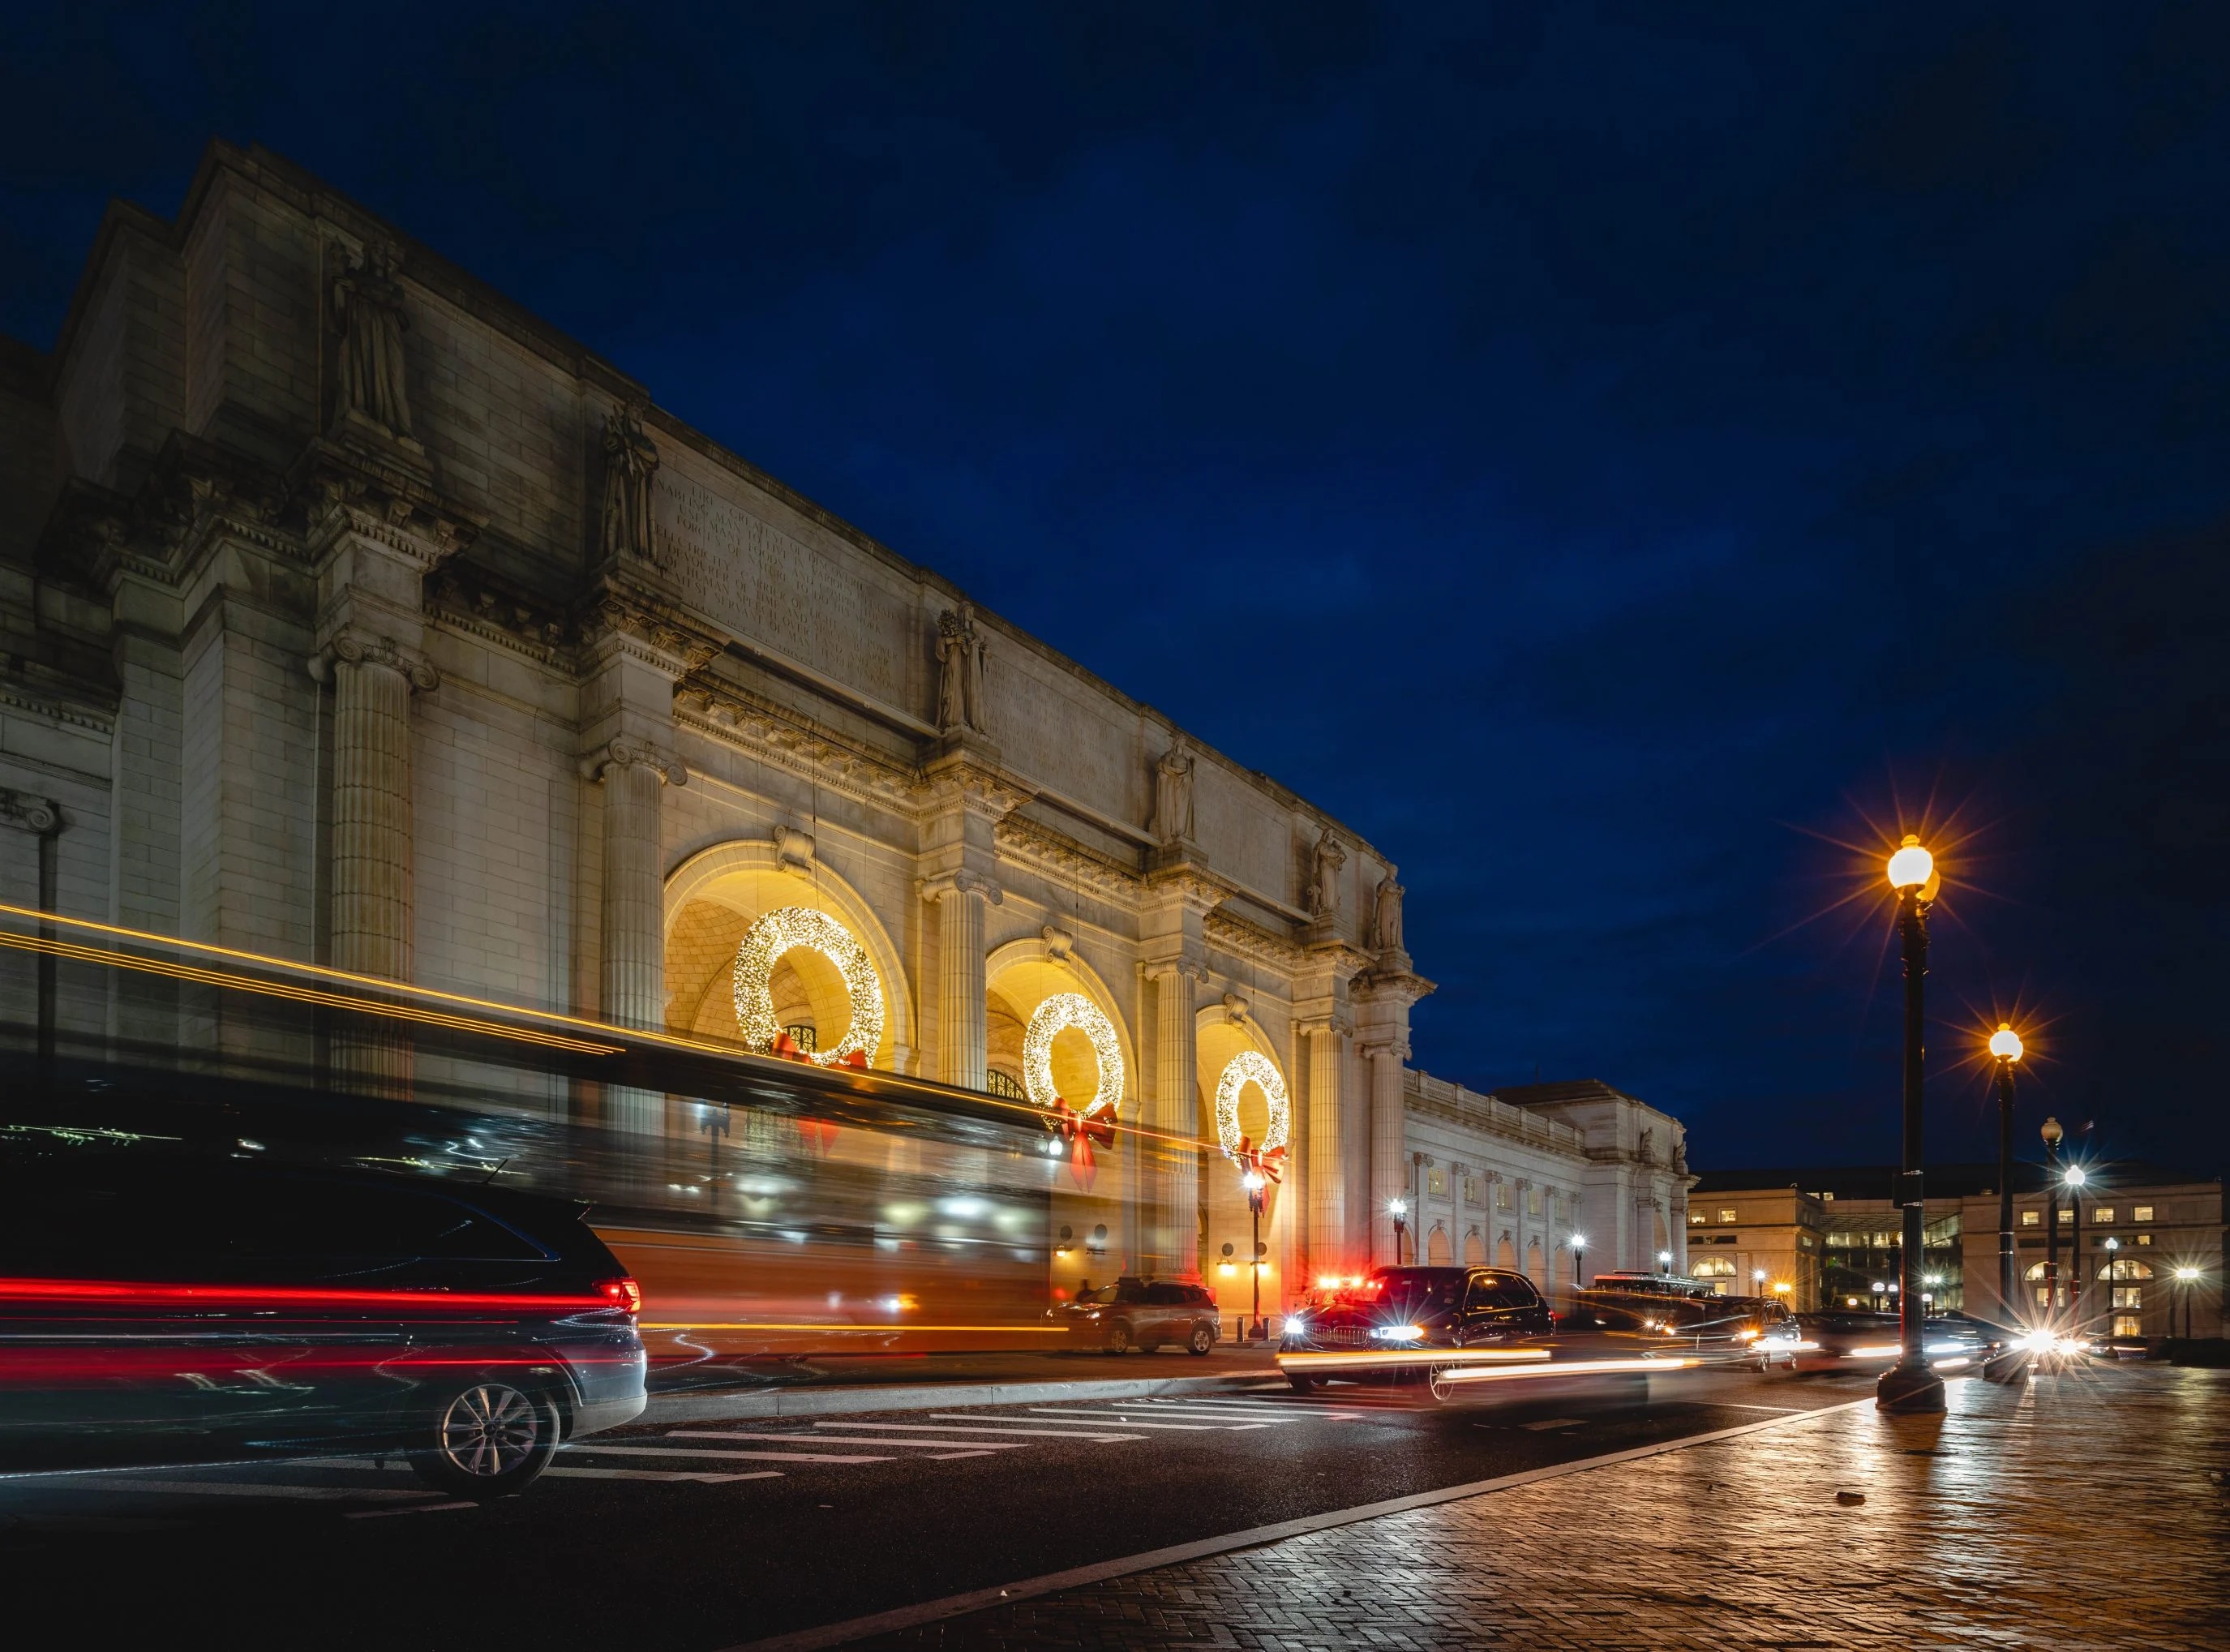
[1196,1011,1293,1319]
[1427,1225,1452,1264]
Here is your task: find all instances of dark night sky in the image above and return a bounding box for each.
[6,4,2227,1178]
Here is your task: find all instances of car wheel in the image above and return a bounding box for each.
[1103,1321,1131,1354]
[1426,1366,1458,1404]
[410,1382,560,1500]
[1286,1372,1320,1393]
[1186,1323,1214,1355]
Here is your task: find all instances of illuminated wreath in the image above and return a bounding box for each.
[732,906,885,1068]
[1215,1049,1291,1164]
[1022,993,1124,1116]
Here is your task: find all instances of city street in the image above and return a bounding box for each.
[0,1363,1868,1650]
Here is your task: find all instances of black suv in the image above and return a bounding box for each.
[0,1155,646,1497]
[1279,1266,1554,1390]
[1046,1277,1220,1354]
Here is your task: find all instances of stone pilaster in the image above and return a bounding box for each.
[1353,961,1433,1268]
[923,869,1001,1092]
[309,495,461,1096]
[1144,956,1206,1277]
[581,735,686,1032]
[1298,1017,1347,1279]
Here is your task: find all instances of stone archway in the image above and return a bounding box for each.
[1525,1238,1545,1287]
[663,840,913,1071]
[1463,1228,1485,1265]
[1496,1234,1518,1271]
[1194,1011,1293,1316]
[1427,1225,1452,1264]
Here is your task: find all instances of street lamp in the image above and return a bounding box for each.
[1242,1169,1268,1341]
[1571,1234,1587,1307]
[1657,1249,1673,1276]
[1988,1024,2022,1322]
[2065,1164,2087,1330]
[1388,1197,1409,1268]
[1880,834,1944,1413]
[2041,1116,2064,1323]
[2176,1266,2202,1340]
[1753,1268,1767,1296]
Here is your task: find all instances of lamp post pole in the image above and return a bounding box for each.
[1389,1198,1408,1269]
[1571,1236,1586,1314]
[1242,1170,1267,1340]
[1989,1028,2022,1316]
[2176,1267,2198,1340]
[2042,1118,2063,1325]
[2066,1165,2087,1335]
[1880,835,1944,1413]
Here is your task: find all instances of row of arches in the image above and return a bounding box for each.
[660,839,1292,1160]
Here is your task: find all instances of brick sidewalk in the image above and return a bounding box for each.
[859,1367,2230,1650]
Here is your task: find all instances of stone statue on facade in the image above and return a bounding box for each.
[1639,1126,1656,1165]
[936,602,990,736]
[1306,826,1346,919]
[1370,867,1405,954]
[600,405,661,566]
[1151,735,1195,843]
[332,241,415,439]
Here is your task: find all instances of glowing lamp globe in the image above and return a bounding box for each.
[2064,1165,2086,1188]
[2039,1116,2063,1148]
[1989,1024,2024,1062]
[2176,1267,2201,1282]
[1886,835,1934,891]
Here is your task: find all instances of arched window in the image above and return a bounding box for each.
[985,1069,1026,1101]
[2024,1261,2051,1281]
[2099,1258,2153,1281]
[1691,1256,1737,1278]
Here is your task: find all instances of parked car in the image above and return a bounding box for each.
[1047,1277,1219,1354]
[1278,1266,1555,1394]
[2078,1332,2152,1360]
[0,1153,647,1498]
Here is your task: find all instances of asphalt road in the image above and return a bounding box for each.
[0,1364,1876,1650]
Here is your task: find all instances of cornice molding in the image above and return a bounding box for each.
[992,814,1143,905]
[673,677,924,811]
[1203,908,1304,972]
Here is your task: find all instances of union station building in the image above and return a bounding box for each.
[0,143,1693,1319]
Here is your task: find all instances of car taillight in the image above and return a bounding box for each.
[596,1277,642,1315]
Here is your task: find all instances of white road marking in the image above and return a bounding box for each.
[901,1419,1146,1441]
[674,1431,1036,1450]
[1519,1418,1588,1431]
[1020,1410,1233,1430]
[565,1445,893,1465]
[1707,1402,1805,1413]
[542,1466,783,1483]
[345,1500,475,1519]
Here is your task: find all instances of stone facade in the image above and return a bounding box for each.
[0,142,1689,1315]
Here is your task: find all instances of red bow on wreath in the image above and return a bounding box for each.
[1233,1135,1288,1185]
[770,1032,868,1071]
[1044,1097,1117,1191]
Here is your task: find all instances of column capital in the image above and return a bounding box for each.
[1355,1032,1411,1062]
[920,869,1003,906]
[1294,1011,1353,1040]
[0,787,61,836]
[580,590,723,680]
[311,627,440,693]
[1143,952,1209,985]
[579,735,687,787]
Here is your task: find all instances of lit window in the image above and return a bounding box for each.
[1527,1186,1542,1216]
[2112,1315,2142,1337]
[1461,1176,1479,1204]
[1718,1208,1739,1224]
[2093,1208,2114,1225]
[2058,1209,2073,1225]
[2137,1234,2152,1247]
[2112,1287,2142,1310]
[2134,1205,2154,1222]
[783,1023,818,1053]
[1691,1257,1736,1277]
[985,1070,1026,1101]
[1497,1182,1511,1209]
[1426,1168,1447,1197]
[1689,1210,1706,1225]
[2021,1210,2039,1227]
[2035,1286,2053,1307]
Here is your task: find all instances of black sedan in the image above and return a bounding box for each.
[0,1154,646,1497]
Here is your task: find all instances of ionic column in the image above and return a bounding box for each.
[926,872,998,1092]
[1147,959,1202,1277]
[1361,1036,1408,1265]
[583,737,685,1032]
[318,632,437,1095]
[1300,1019,1346,1277]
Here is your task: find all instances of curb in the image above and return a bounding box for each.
[645,1370,1284,1424]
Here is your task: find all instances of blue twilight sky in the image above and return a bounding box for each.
[5,4,2227,1177]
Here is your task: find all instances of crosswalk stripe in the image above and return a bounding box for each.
[542,1466,783,1483]
[564,1445,893,1465]
[41,1478,431,1502]
[1022,1410,1254,1430]
[897,1419,1146,1441]
[674,1431,1035,1451]
[1131,1402,1315,1420]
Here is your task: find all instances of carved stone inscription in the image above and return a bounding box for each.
[656,469,910,710]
